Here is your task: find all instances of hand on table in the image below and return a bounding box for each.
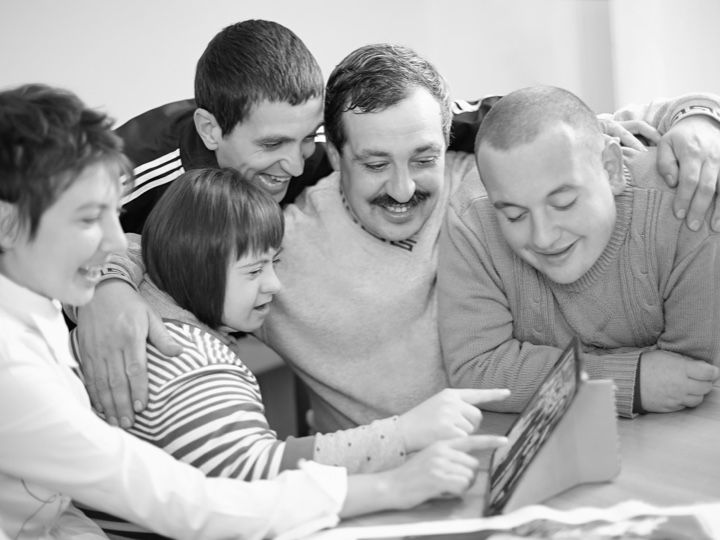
[76,279,181,427]
[397,388,510,452]
[639,349,719,413]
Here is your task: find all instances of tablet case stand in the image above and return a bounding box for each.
[500,378,621,513]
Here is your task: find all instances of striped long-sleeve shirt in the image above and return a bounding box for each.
[72,278,407,539]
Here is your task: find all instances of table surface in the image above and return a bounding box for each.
[339,383,720,529]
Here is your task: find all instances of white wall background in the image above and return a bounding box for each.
[0,0,718,126]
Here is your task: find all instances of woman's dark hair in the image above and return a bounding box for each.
[0,83,129,244]
[142,168,284,328]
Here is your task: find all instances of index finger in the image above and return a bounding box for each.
[611,125,647,152]
[453,388,511,405]
[448,434,508,453]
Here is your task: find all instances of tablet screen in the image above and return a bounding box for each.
[484,337,582,516]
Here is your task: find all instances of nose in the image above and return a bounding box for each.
[386,166,416,203]
[282,144,306,178]
[262,263,282,295]
[101,212,127,254]
[530,211,560,250]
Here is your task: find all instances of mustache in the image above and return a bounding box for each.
[371,191,430,207]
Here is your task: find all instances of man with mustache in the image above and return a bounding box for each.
[255,45,720,432]
[257,43,480,431]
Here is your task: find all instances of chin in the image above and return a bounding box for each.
[61,288,96,307]
[377,221,424,242]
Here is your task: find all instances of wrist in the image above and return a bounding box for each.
[395,413,412,452]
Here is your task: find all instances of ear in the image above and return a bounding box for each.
[601,137,626,195]
[193,108,223,151]
[326,142,341,172]
[0,200,21,250]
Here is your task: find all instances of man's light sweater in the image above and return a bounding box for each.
[438,148,720,418]
[258,152,480,432]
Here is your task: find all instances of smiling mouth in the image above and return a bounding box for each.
[537,241,577,259]
[257,173,291,188]
[374,192,429,217]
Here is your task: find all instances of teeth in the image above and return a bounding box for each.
[259,174,290,185]
[383,203,411,214]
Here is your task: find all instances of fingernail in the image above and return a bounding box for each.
[676,208,686,219]
[108,417,119,427]
[689,220,700,231]
[133,400,143,412]
[120,417,132,429]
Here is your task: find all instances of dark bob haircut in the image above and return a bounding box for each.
[142,167,284,328]
[0,83,129,246]
[195,19,324,135]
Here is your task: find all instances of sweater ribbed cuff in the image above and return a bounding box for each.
[668,99,720,130]
[584,351,640,419]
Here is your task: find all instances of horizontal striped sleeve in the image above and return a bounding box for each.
[122,149,184,205]
[84,322,294,539]
[128,322,287,481]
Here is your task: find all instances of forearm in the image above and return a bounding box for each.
[311,417,406,473]
[0,361,345,539]
[658,234,720,365]
[340,471,398,518]
[611,93,720,135]
[438,207,559,412]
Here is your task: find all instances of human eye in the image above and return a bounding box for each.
[77,212,101,226]
[414,155,439,168]
[503,211,526,223]
[261,140,283,151]
[364,162,388,172]
[551,195,578,211]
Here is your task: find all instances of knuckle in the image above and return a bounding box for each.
[107,374,127,390]
[126,362,145,377]
[92,376,111,392]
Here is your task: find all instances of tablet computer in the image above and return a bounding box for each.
[483,337,583,516]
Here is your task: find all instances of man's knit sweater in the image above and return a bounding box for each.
[438,148,720,417]
[257,152,480,432]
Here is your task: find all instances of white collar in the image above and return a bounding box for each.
[0,272,77,368]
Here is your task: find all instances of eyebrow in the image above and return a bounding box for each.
[75,202,109,212]
[236,247,283,269]
[492,185,576,210]
[354,142,444,160]
[256,123,324,144]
